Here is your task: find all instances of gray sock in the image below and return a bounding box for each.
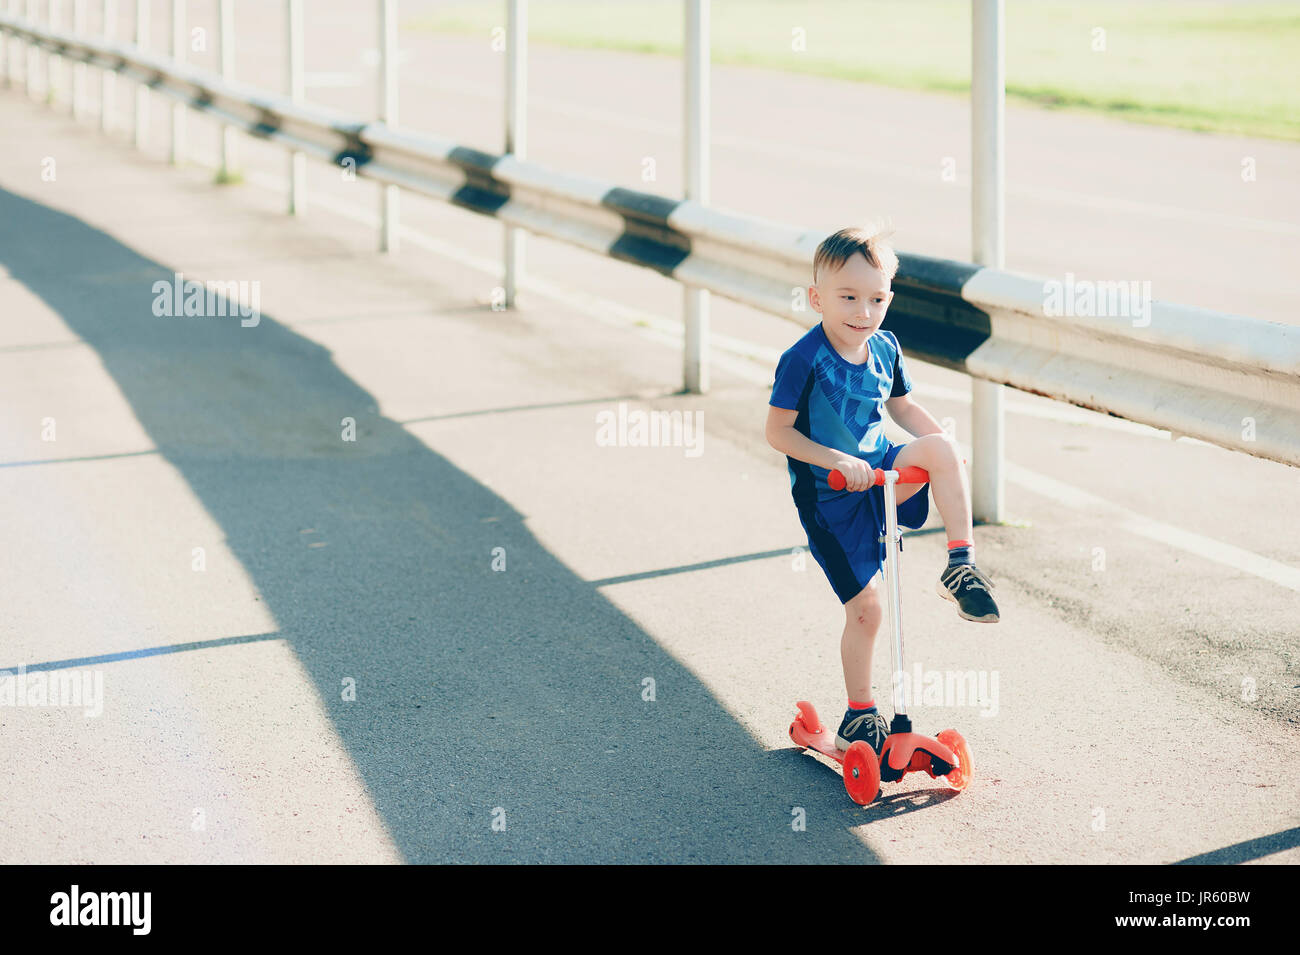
[947,544,973,567]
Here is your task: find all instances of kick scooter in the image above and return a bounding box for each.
[788,463,974,805]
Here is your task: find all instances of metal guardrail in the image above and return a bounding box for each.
[3,12,1298,470]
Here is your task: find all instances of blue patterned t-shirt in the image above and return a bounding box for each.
[768,323,913,504]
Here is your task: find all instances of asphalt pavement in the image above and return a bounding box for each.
[0,7,1297,863]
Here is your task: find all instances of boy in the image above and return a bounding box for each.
[765,227,1000,755]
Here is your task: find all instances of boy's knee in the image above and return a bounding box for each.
[917,431,960,470]
[845,580,883,624]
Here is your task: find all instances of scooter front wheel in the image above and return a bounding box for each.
[842,741,881,805]
[935,729,973,792]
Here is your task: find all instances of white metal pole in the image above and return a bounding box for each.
[71,0,85,118]
[683,0,710,394]
[4,0,19,89]
[101,0,115,132]
[287,0,304,214]
[169,0,183,164]
[882,475,908,718]
[25,0,37,99]
[218,0,237,178]
[971,0,1004,523]
[503,0,526,303]
[2,0,16,89]
[378,0,399,252]
[47,0,60,104]
[134,0,148,149]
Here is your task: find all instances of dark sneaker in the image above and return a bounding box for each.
[938,563,1000,622]
[835,708,889,754]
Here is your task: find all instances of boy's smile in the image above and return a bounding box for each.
[810,251,895,359]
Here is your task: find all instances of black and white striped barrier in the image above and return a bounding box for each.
[3,13,1297,469]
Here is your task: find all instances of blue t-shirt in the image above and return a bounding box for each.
[769,323,913,504]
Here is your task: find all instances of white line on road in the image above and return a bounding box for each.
[1006,461,1300,592]
[303,72,364,88]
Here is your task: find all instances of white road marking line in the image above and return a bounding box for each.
[359,49,413,67]
[303,72,364,88]
[1005,460,1300,592]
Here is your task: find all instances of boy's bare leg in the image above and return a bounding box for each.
[890,433,971,544]
[894,432,1000,621]
[842,579,884,702]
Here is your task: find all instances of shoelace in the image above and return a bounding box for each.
[949,565,996,593]
[843,711,888,744]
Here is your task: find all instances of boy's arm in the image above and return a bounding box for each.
[885,393,946,438]
[765,406,841,470]
[765,406,876,490]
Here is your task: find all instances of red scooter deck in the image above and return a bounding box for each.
[789,700,973,805]
[789,701,882,805]
[788,700,852,763]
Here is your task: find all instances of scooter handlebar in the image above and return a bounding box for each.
[827,457,969,491]
[828,465,932,491]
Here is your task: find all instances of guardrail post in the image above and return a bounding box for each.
[169,0,183,163]
[25,0,38,99]
[71,0,85,117]
[378,0,399,252]
[133,0,148,149]
[971,0,1005,523]
[683,0,710,394]
[218,0,237,178]
[287,0,304,214]
[503,0,526,304]
[2,0,16,89]
[101,0,114,131]
[47,0,61,104]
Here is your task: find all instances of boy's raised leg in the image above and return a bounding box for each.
[890,433,1000,622]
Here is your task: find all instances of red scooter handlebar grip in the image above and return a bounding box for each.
[828,465,932,491]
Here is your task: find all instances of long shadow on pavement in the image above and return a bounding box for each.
[0,186,879,863]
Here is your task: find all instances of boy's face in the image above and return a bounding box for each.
[810,252,894,347]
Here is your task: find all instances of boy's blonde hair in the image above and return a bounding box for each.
[813,226,899,285]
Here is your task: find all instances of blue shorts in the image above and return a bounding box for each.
[796,442,931,605]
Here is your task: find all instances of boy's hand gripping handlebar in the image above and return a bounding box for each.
[827,457,965,491]
[828,466,931,491]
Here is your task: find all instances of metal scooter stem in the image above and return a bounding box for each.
[878,471,909,722]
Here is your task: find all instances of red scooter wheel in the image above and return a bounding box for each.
[936,729,973,792]
[842,741,881,805]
